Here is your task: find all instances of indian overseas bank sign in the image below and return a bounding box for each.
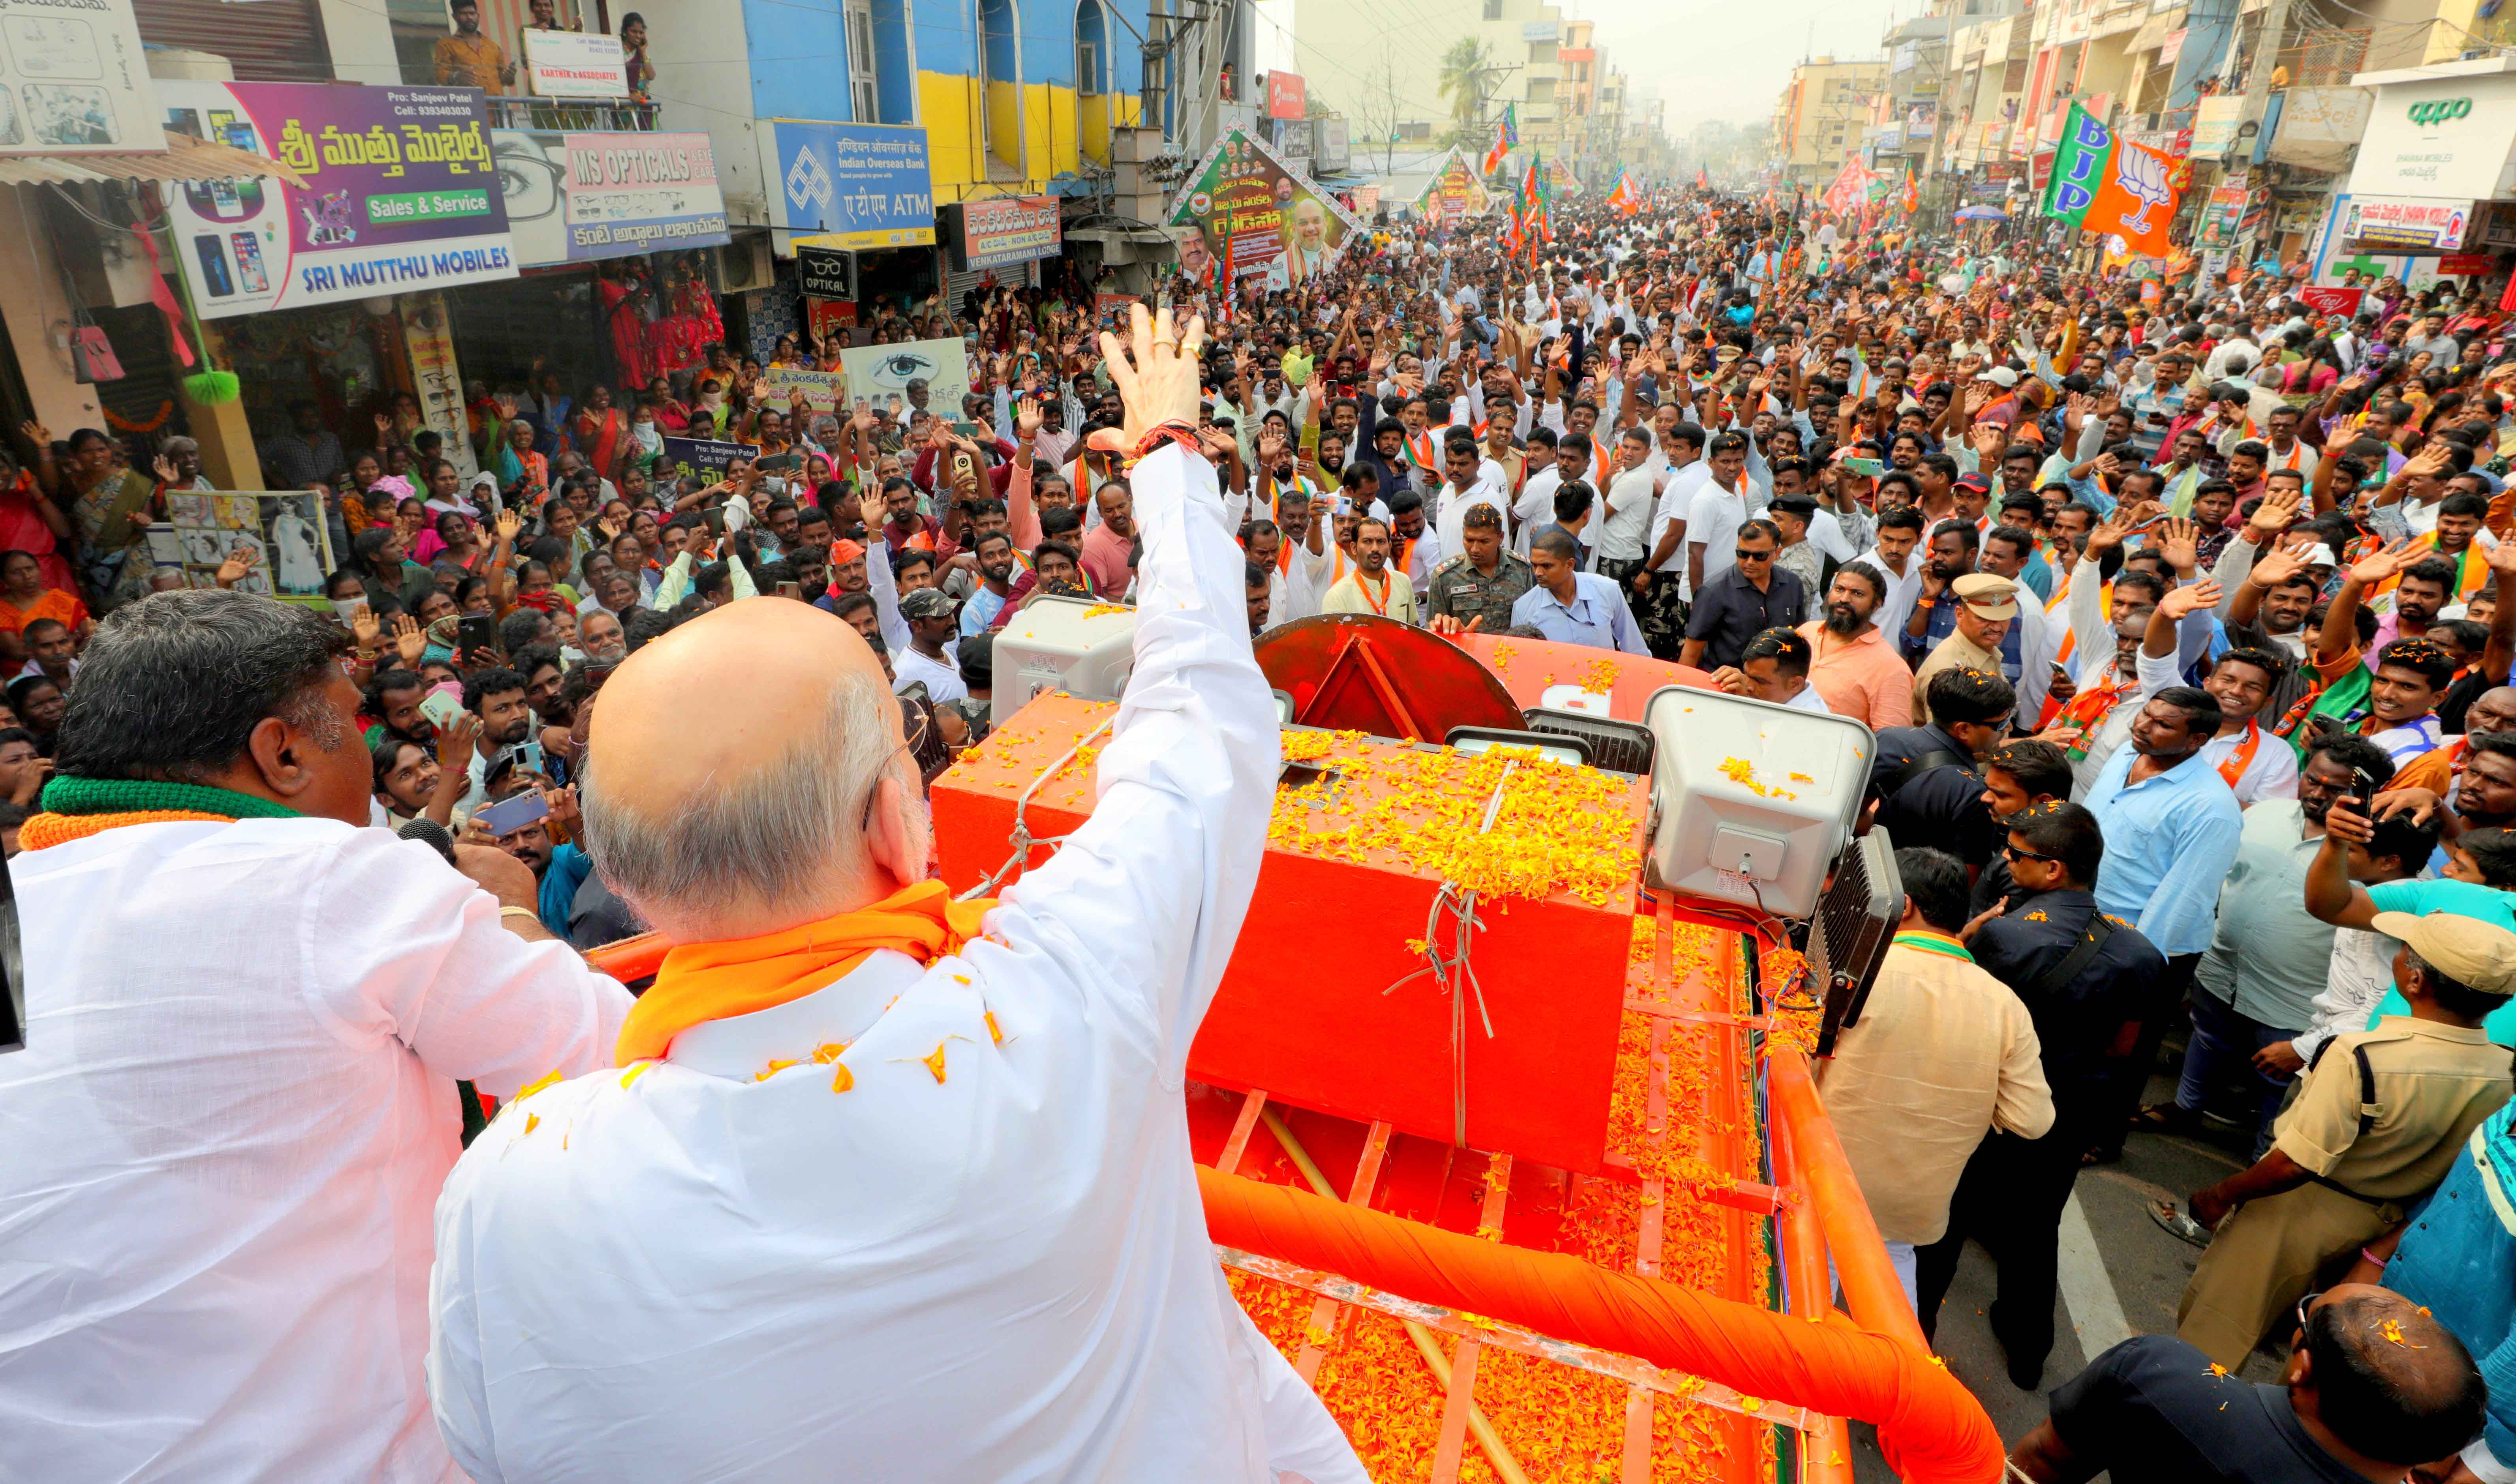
[765,121,935,253]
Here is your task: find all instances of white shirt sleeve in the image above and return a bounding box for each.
[984,445,1281,1075]
[321,827,631,1099]
[865,539,914,659]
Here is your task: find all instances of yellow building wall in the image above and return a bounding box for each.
[919,71,1138,197]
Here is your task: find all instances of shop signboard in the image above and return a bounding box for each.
[2158,27,2187,63]
[522,30,631,98]
[1266,71,1305,120]
[659,435,759,484]
[757,365,846,414]
[491,129,727,266]
[2191,95,2244,158]
[1166,127,1363,290]
[949,195,1060,272]
[160,81,515,319]
[766,120,934,253]
[839,337,969,421]
[2348,74,2516,200]
[797,244,856,298]
[1520,21,1559,40]
[146,490,336,602]
[1316,116,1350,173]
[2341,194,2472,251]
[0,0,161,155]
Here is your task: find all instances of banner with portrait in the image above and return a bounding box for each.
[145,490,336,603]
[1166,127,1363,292]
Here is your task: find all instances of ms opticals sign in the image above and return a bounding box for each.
[161,81,517,319]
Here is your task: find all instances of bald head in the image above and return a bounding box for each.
[2295,1283,2486,1468]
[581,599,925,941]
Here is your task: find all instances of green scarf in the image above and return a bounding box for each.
[40,775,302,820]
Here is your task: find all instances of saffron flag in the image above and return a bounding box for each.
[1605,171,1640,215]
[2040,101,2181,257]
[1520,154,1543,215]
[1901,168,1918,216]
[1820,158,1868,220]
[1697,165,1710,190]
[1482,104,1518,175]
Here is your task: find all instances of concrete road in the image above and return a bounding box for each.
[1845,1059,2290,1480]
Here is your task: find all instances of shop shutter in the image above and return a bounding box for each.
[134,0,335,84]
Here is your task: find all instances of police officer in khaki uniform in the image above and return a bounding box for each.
[1422,503,1539,638]
[2174,911,2516,1369]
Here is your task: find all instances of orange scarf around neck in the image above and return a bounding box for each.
[614,879,995,1067]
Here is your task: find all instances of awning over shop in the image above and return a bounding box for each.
[0,130,308,189]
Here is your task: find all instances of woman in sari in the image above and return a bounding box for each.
[573,384,631,484]
[0,444,75,597]
[498,418,551,510]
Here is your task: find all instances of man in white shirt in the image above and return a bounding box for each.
[1710,625,1833,713]
[0,589,629,1483]
[1513,428,1571,558]
[893,586,969,702]
[1430,430,1507,559]
[428,311,1369,1484]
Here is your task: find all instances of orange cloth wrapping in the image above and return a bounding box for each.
[612,880,994,1066]
[1196,1166,2006,1484]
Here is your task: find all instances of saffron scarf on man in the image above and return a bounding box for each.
[614,878,996,1067]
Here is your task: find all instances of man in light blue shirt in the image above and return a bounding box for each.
[1511,529,1650,653]
[2082,684,2246,1162]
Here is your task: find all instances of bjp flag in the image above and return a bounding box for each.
[2039,101,2181,257]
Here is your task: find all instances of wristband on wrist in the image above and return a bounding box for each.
[1130,421,1201,464]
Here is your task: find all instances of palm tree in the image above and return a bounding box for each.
[1436,37,1490,129]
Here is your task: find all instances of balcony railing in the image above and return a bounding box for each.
[482,96,659,130]
[2273,28,2370,88]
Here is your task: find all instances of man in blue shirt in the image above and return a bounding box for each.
[1511,529,1649,653]
[2082,685,2246,1162]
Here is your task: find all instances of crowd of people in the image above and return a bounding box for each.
[4,176,2516,1480]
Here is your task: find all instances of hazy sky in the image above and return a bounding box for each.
[1583,0,1910,136]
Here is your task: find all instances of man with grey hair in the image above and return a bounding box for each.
[0,588,630,1482]
[427,306,1369,1483]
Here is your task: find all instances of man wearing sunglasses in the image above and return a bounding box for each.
[1678,519,1808,672]
[2010,1285,2484,1483]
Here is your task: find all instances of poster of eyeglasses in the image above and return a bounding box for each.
[492,129,729,267]
[0,0,161,155]
[838,338,970,425]
[144,490,336,603]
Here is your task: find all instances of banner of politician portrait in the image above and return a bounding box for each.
[142,490,339,604]
[1166,127,1364,292]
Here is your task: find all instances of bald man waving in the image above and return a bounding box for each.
[425,309,1367,1484]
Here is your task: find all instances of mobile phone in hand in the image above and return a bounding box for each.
[419,689,466,732]
[457,614,497,658]
[474,790,549,839]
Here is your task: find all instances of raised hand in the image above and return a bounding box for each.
[436,709,483,771]
[19,420,49,448]
[2347,537,2418,587]
[2156,516,2200,572]
[1097,304,1208,450]
[394,613,427,666]
[351,604,382,649]
[2158,578,2222,620]
[2247,485,2302,538]
[214,545,260,589]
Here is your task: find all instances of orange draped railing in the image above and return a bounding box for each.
[1196,1165,2006,1484]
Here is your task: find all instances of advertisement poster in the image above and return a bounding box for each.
[840,336,970,421]
[952,195,1060,272]
[2341,195,2472,251]
[2298,285,2366,317]
[492,128,727,266]
[1411,149,1491,222]
[0,0,160,154]
[146,490,336,602]
[1166,127,1363,291]
[400,291,478,481]
[805,296,856,342]
[767,120,934,252]
[160,81,515,319]
[522,30,630,98]
[757,364,846,414]
[1266,70,1305,120]
[658,435,759,484]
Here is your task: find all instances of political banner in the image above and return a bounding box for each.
[0,0,160,154]
[492,128,727,266]
[658,436,759,485]
[146,490,335,603]
[767,120,934,252]
[1821,159,1870,219]
[160,81,515,319]
[1166,127,1363,292]
[839,337,970,422]
[1411,149,1491,223]
[758,364,846,414]
[2039,101,2181,257]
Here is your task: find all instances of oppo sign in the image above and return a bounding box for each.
[2410,97,2475,126]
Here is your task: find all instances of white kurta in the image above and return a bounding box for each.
[427,443,1369,1484]
[0,818,630,1482]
